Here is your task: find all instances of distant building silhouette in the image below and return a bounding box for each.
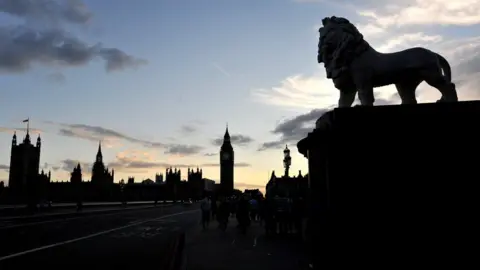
[142,179,154,184]
[8,131,50,203]
[188,167,203,199]
[220,125,234,195]
[91,142,114,185]
[266,146,308,199]
[1,132,211,204]
[127,177,135,184]
[155,173,164,184]
[166,167,181,184]
[70,163,83,184]
[203,178,215,192]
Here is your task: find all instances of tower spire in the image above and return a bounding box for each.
[22,118,30,144]
[224,123,230,141]
[96,141,103,162]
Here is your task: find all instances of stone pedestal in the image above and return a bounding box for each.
[298,101,480,268]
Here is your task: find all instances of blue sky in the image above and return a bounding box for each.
[1,0,480,192]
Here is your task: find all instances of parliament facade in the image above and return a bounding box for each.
[0,130,214,204]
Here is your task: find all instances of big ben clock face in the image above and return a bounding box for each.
[222,153,230,160]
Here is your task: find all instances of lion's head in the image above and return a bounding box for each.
[317,16,369,79]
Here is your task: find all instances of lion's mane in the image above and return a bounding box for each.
[318,16,370,79]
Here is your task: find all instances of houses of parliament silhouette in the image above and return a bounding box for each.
[1,126,236,205]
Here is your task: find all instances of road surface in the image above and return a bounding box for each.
[186,220,308,270]
[0,204,198,269]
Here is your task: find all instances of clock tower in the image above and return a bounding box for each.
[220,125,234,195]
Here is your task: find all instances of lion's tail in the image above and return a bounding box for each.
[436,53,452,82]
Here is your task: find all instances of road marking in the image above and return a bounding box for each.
[0,209,197,262]
[0,205,173,230]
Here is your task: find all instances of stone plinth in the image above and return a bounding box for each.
[298,101,480,268]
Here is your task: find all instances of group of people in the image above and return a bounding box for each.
[199,194,306,238]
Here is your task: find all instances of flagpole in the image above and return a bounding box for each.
[27,117,30,134]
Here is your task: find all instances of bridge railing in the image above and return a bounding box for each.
[0,200,174,210]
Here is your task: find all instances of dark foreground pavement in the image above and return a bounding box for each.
[0,204,199,269]
[0,205,306,270]
[186,219,308,270]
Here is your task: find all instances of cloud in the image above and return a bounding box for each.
[0,0,93,26]
[251,72,339,109]
[376,33,443,53]
[212,134,254,147]
[99,47,147,72]
[0,26,146,73]
[46,72,66,84]
[0,127,42,134]
[0,164,9,172]
[204,153,217,157]
[258,109,327,151]
[61,159,92,173]
[41,162,60,172]
[357,0,480,30]
[180,125,196,135]
[164,144,203,156]
[235,182,266,190]
[59,150,251,176]
[0,0,146,73]
[201,162,251,168]
[52,122,204,156]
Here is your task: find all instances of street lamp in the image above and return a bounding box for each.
[283,145,291,177]
[119,179,126,207]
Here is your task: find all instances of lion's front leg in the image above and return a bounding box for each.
[358,86,375,106]
[353,72,375,106]
[338,90,356,108]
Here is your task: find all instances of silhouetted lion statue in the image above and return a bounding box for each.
[317,16,458,107]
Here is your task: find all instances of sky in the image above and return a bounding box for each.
[1,0,480,193]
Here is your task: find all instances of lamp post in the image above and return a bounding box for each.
[119,179,126,207]
[283,145,291,177]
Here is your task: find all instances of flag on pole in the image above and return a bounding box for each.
[22,118,29,123]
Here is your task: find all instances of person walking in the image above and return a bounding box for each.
[217,197,230,231]
[200,196,211,229]
[236,196,251,234]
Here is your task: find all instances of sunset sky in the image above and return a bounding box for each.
[1,0,480,193]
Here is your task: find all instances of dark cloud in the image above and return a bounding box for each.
[235,182,266,190]
[54,122,203,156]
[0,1,145,73]
[0,127,42,134]
[46,72,66,84]
[41,162,60,172]
[61,159,92,173]
[0,26,146,73]
[165,144,203,156]
[258,94,399,151]
[258,109,328,151]
[202,162,251,168]
[60,159,249,174]
[212,134,254,147]
[0,164,9,171]
[180,125,197,135]
[60,150,250,175]
[0,0,93,26]
[99,47,147,72]
[58,123,149,144]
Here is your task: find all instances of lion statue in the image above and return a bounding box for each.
[318,16,458,107]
